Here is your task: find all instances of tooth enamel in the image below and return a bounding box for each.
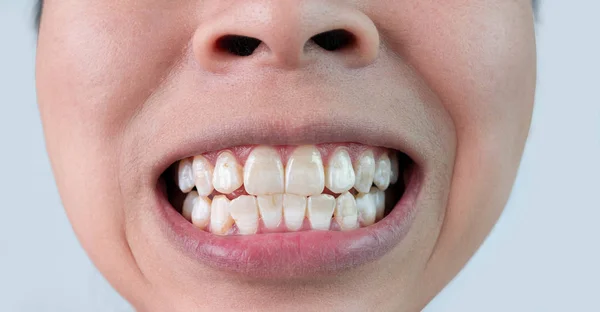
[229,195,259,235]
[192,155,214,197]
[182,191,199,221]
[177,158,195,193]
[353,150,376,193]
[212,151,243,194]
[389,152,399,184]
[285,145,325,196]
[283,194,307,231]
[244,146,285,195]
[307,194,335,231]
[191,196,211,229]
[210,195,234,235]
[334,192,358,231]
[257,194,283,230]
[356,193,376,226]
[370,186,386,221]
[374,152,391,191]
[325,148,356,194]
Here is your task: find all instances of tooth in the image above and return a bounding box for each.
[244,146,284,195]
[212,151,243,194]
[283,194,307,231]
[257,195,283,230]
[353,150,376,193]
[356,193,376,226]
[373,152,391,191]
[177,158,195,193]
[370,186,386,221]
[182,191,199,221]
[191,196,211,229]
[229,195,259,235]
[192,155,214,197]
[307,194,335,231]
[210,195,233,235]
[334,192,358,231]
[389,152,399,184]
[325,148,356,194]
[285,145,325,196]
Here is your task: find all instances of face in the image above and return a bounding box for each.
[36,0,536,311]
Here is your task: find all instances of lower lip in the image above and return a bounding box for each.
[155,168,422,279]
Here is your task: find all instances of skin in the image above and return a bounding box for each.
[36,0,536,311]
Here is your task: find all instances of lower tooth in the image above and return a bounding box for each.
[182,191,199,221]
[283,194,307,231]
[257,195,283,230]
[307,194,335,231]
[356,193,376,226]
[191,196,211,229]
[210,195,233,235]
[335,192,358,231]
[370,187,386,220]
[229,195,259,235]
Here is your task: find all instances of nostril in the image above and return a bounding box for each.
[216,35,263,57]
[310,29,356,52]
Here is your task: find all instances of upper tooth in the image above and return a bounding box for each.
[285,145,325,196]
[334,192,358,231]
[229,195,259,235]
[325,148,356,194]
[283,194,307,231]
[244,146,284,195]
[307,194,335,231]
[191,196,211,229]
[212,151,243,194]
[257,194,283,230]
[182,191,199,221]
[373,152,391,191]
[193,155,214,196]
[177,158,195,193]
[370,186,386,220]
[356,193,376,226]
[389,152,399,184]
[210,195,233,235]
[353,150,376,193]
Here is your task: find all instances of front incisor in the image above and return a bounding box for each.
[307,194,335,231]
[244,146,285,195]
[285,146,325,196]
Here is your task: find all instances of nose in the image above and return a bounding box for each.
[192,0,380,72]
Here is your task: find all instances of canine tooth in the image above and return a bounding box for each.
[182,191,199,221]
[191,196,211,229]
[374,152,391,191]
[325,148,355,194]
[210,195,233,235]
[285,145,325,196]
[177,158,195,193]
[370,186,386,220]
[213,151,243,194]
[283,194,307,231]
[229,196,259,235]
[334,192,358,231]
[244,146,284,195]
[353,150,376,193]
[193,155,214,196]
[356,193,376,226]
[257,195,283,230]
[307,194,335,231]
[390,152,399,184]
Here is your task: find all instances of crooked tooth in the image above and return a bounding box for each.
[257,195,283,230]
[229,195,259,235]
[177,158,195,193]
[210,195,233,235]
[334,192,358,231]
[212,151,243,194]
[374,152,391,191]
[353,150,376,193]
[370,186,386,221]
[244,146,284,195]
[193,155,214,197]
[307,194,335,231]
[283,194,306,231]
[191,196,211,229]
[356,193,376,226]
[285,145,325,196]
[390,152,399,184]
[182,191,199,221]
[325,148,355,194]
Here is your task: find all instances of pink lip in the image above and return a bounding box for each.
[155,165,422,278]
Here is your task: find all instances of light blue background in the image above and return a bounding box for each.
[1,1,598,311]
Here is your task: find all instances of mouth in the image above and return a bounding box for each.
[155,141,422,278]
